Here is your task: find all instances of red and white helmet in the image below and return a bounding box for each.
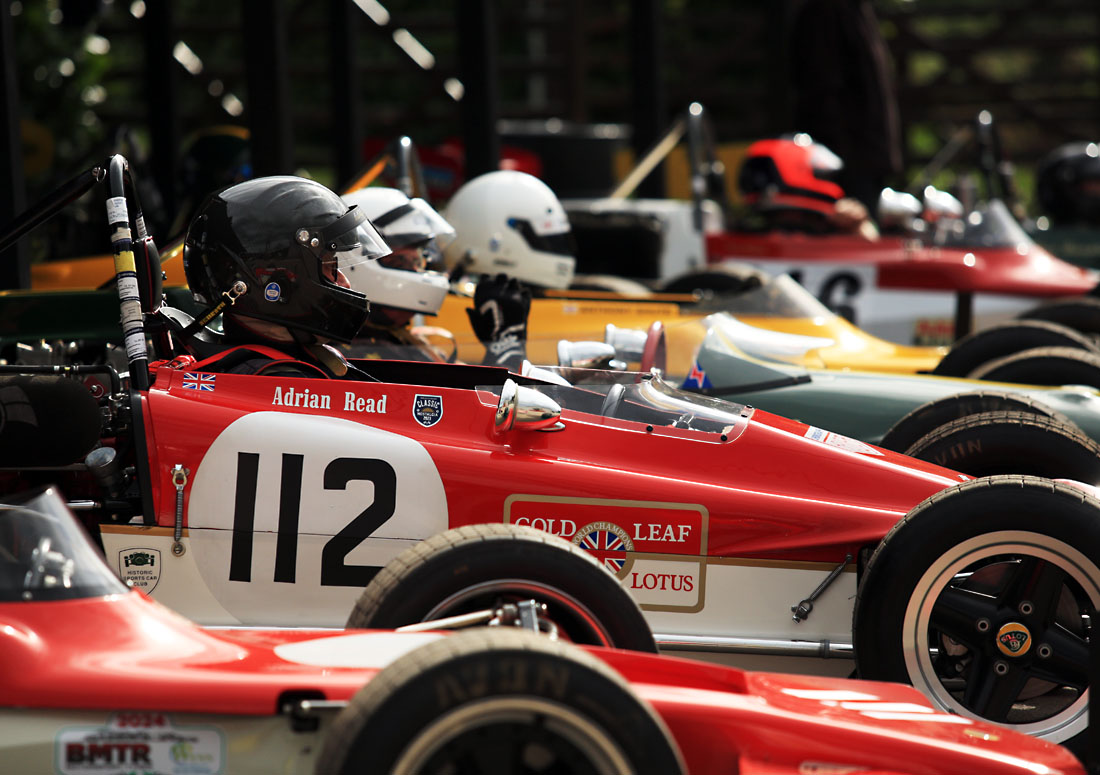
[442,170,576,289]
[738,134,845,215]
[339,188,454,316]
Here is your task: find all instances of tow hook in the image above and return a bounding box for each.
[792,554,852,622]
[171,464,189,556]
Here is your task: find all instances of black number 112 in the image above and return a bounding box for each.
[228,452,397,587]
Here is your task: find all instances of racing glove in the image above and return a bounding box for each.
[466,273,531,370]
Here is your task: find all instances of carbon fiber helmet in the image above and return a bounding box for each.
[738,134,845,214]
[183,176,389,343]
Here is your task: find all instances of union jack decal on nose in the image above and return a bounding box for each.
[182,373,217,391]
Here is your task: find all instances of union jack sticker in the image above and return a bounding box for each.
[573,521,635,577]
[182,373,217,392]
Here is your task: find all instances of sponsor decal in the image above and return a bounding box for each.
[914,317,954,346]
[573,522,634,575]
[264,282,281,302]
[57,714,224,774]
[804,426,883,456]
[506,495,708,612]
[118,548,162,593]
[413,394,443,427]
[181,373,216,392]
[996,622,1031,656]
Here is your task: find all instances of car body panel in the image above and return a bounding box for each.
[92,363,959,643]
[691,313,1100,445]
[0,588,1083,775]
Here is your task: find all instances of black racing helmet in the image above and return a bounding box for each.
[1036,142,1100,225]
[183,176,390,343]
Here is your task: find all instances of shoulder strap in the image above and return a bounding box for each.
[189,344,328,377]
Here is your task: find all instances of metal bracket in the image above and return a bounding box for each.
[792,554,852,623]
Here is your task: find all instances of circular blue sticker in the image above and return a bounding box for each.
[264,282,281,302]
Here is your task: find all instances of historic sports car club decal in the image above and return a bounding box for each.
[413,394,443,427]
[504,495,708,612]
[118,547,162,593]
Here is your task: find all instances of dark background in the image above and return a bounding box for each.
[2,0,1098,283]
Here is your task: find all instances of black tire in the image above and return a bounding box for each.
[570,274,654,297]
[969,346,1100,388]
[1020,296,1100,337]
[853,475,1100,749]
[346,523,658,652]
[904,411,1100,484]
[932,320,1099,377]
[878,390,1075,453]
[316,629,686,775]
[659,265,767,295]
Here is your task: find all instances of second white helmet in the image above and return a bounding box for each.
[339,187,454,316]
[443,170,576,289]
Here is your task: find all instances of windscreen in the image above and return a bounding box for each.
[0,488,127,602]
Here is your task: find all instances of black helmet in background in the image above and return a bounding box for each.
[183,176,390,344]
[1036,142,1100,225]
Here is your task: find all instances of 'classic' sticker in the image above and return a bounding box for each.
[413,394,443,427]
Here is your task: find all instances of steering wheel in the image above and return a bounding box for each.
[599,383,626,418]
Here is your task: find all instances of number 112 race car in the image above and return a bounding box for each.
[2,156,1100,752]
[2,488,1086,775]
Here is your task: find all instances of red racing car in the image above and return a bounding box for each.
[2,155,1100,752]
[0,487,1088,775]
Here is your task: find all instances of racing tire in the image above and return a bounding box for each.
[853,475,1100,751]
[903,411,1100,484]
[878,390,1076,454]
[931,320,1099,377]
[345,523,658,652]
[315,629,686,775]
[969,346,1100,388]
[570,274,655,297]
[1019,296,1100,337]
[659,265,767,296]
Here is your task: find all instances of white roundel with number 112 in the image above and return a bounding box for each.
[186,412,449,625]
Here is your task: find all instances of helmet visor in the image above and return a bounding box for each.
[373,197,457,251]
[508,218,576,257]
[335,222,393,272]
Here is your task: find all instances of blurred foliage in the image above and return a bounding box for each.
[6,0,1100,237]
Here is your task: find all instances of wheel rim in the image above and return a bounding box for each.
[423,579,618,647]
[391,696,631,775]
[903,530,1099,742]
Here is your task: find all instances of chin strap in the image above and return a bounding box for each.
[180,280,248,340]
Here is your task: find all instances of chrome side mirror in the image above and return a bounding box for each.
[922,185,964,219]
[604,324,647,360]
[495,378,564,433]
[556,340,625,371]
[520,360,571,386]
[877,187,922,229]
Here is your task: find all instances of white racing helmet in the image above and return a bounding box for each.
[442,170,576,289]
[338,187,454,315]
